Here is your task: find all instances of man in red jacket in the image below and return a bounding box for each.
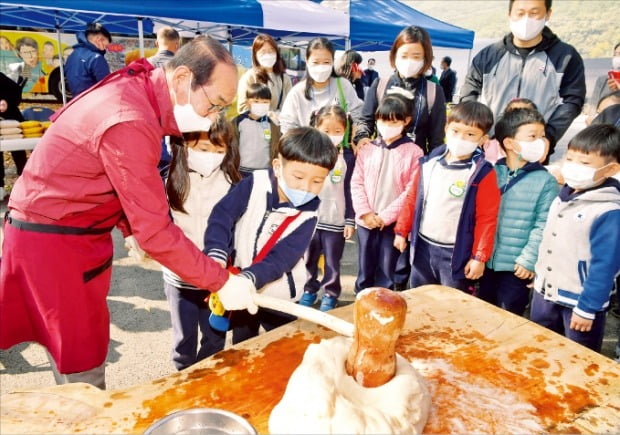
[1,36,257,389]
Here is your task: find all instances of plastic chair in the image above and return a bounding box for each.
[21,106,55,122]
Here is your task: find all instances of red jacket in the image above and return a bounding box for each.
[394,146,500,279]
[9,64,228,291]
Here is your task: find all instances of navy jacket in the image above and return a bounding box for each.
[354,74,446,154]
[439,68,457,103]
[65,32,111,97]
[410,146,499,280]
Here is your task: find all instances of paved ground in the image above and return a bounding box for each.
[1,114,618,394]
[0,224,361,392]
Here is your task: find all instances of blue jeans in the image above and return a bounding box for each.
[409,236,472,292]
[164,283,226,370]
[304,229,345,298]
[530,291,607,352]
[478,268,531,316]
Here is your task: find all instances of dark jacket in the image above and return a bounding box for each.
[362,69,379,88]
[439,67,457,103]
[592,104,620,127]
[65,32,111,97]
[0,72,25,122]
[354,73,446,154]
[204,169,319,294]
[460,27,586,153]
[147,50,175,68]
[352,78,365,100]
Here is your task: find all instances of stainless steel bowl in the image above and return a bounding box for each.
[143,408,257,435]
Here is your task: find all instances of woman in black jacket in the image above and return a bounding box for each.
[0,71,28,201]
[353,26,446,155]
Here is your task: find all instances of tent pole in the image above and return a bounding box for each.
[138,18,145,58]
[228,26,233,54]
[345,38,351,51]
[467,49,472,68]
[55,23,67,105]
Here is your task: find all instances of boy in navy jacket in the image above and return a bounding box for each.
[204,127,338,344]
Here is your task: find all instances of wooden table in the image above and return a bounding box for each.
[1,286,619,434]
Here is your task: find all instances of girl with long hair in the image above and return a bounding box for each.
[162,114,241,370]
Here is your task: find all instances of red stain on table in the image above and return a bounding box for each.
[131,325,604,434]
[132,332,317,433]
[397,326,599,433]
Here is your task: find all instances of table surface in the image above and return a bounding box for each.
[0,137,38,152]
[1,285,619,434]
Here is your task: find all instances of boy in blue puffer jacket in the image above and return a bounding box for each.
[478,108,558,315]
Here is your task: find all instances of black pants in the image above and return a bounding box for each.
[304,229,345,298]
[230,308,296,345]
[164,283,226,370]
[1,150,27,188]
[478,268,531,316]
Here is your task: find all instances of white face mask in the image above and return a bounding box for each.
[328,134,344,147]
[173,73,212,133]
[446,135,479,158]
[424,68,433,77]
[307,64,333,83]
[612,56,620,70]
[187,148,224,177]
[516,138,546,162]
[250,102,270,118]
[561,162,609,190]
[509,16,546,41]
[377,121,403,142]
[257,53,277,69]
[395,58,424,79]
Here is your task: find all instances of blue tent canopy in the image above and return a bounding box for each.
[0,0,348,41]
[324,0,475,50]
[1,1,472,50]
[0,2,154,35]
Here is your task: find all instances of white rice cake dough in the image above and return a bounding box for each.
[269,336,431,434]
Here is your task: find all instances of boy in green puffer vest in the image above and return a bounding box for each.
[478,108,558,315]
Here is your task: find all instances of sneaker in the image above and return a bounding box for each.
[299,292,318,307]
[319,295,338,312]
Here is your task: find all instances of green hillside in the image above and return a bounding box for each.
[408,0,619,58]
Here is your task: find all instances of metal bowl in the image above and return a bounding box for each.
[143,408,257,435]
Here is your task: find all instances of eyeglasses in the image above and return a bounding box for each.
[198,84,229,114]
[19,49,38,57]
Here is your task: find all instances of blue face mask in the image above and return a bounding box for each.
[278,165,317,207]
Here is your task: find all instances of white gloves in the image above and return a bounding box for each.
[124,235,146,262]
[217,273,258,314]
